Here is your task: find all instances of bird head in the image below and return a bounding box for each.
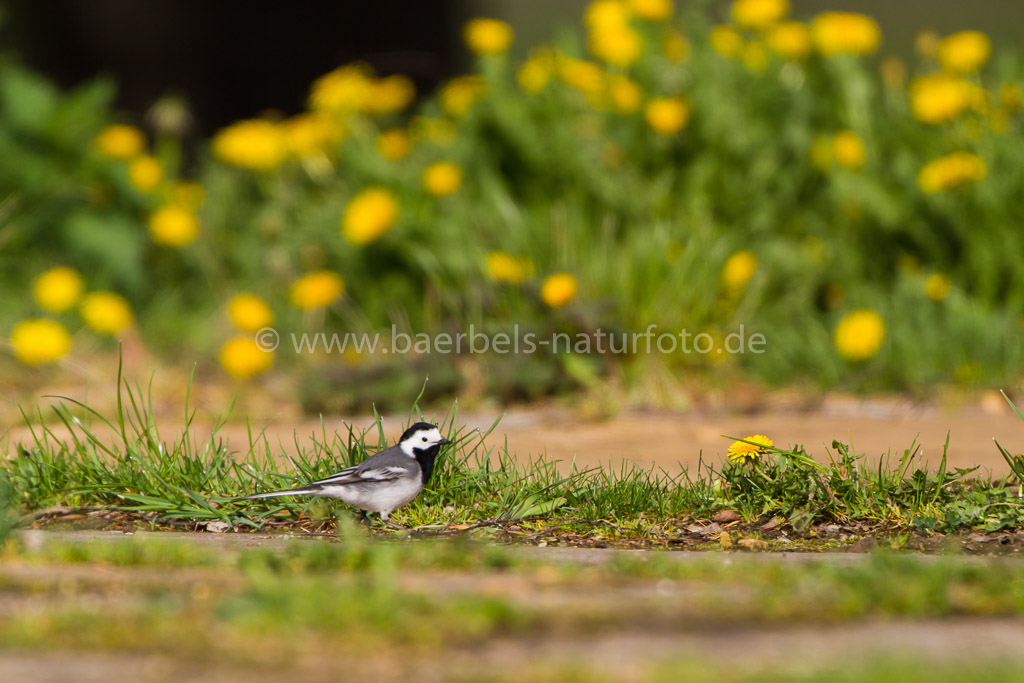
[398,422,452,458]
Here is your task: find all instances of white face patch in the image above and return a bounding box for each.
[399,427,445,457]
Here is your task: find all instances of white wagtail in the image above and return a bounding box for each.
[234,422,451,527]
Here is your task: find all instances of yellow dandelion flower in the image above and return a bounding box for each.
[559,57,606,99]
[832,130,866,170]
[289,271,344,310]
[10,319,71,366]
[421,162,462,197]
[767,21,811,60]
[811,12,881,56]
[228,293,274,332]
[464,18,513,56]
[664,30,689,62]
[722,250,758,291]
[148,205,200,247]
[732,0,789,31]
[342,187,399,245]
[169,181,205,210]
[834,309,885,361]
[220,336,274,379]
[365,74,416,115]
[590,24,644,67]
[937,30,990,74]
[33,266,84,313]
[727,434,773,464]
[909,74,976,124]
[95,124,145,160]
[80,292,134,335]
[211,119,287,172]
[283,113,342,158]
[541,273,577,308]
[128,155,164,193]
[376,128,412,161]
[585,0,631,31]
[440,75,486,118]
[518,49,556,94]
[609,75,642,113]
[629,0,672,21]
[309,64,374,113]
[710,25,744,59]
[925,274,952,302]
[487,252,532,284]
[917,152,986,193]
[645,97,690,135]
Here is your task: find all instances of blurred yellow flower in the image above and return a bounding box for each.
[917,152,986,193]
[629,0,672,21]
[487,252,532,284]
[645,97,690,135]
[518,49,556,93]
[33,266,84,313]
[228,293,274,332]
[909,75,975,124]
[722,250,758,291]
[365,74,416,115]
[220,337,274,379]
[283,113,342,158]
[169,181,205,210]
[289,271,345,310]
[811,12,881,56]
[609,75,642,113]
[880,56,907,89]
[711,25,744,59]
[767,21,811,60]
[309,64,373,113]
[664,30,689,62]
[937,30,990,74]
[541,273,578,308]
[925,273,952,302]
[148,205,200,247]
[464,18,513,56]
[834,309,885,361]
[80,292,134,335]
[586,0,631,30]
[440,75,486,118]
[727,434,773,464]
[422,162,463,197]
[10,319,71,366]
[95,124,145,160]
[832,130,866,170]
[211,119,286,172]
[590,24,644,67]
[916,30,940,59]
[376,128,412,161]
[559,57,606,99]
[732,0,788,31]
[342,187,399,245]
[742,41,769,72]
[128,155,163,193]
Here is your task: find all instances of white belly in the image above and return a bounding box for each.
[319,477,423,515]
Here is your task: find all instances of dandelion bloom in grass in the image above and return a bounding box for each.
[811,12,881,56]
[645,97,690,136]
[609,76,642,113]
[541,273,578,308]
[832,131,866,170]
[422,162,463,197]
[590,23,644,67]
[917,152,986,194]
[910,75,976,124]
[710,25,744,59]
[342,187,399,245]
[834,309,885,361]
[228,293,274,332]
[149,205,200,247]
[220,337,274,380]
[937,31,991,74]
[925,274,952,302]
[169,181,205,211]
[732,0,789,31]
[10,319,71,366]
[95,124,145,160]
[722,251,757,291]
[128,155,163,193]
[440,75,486,118]
[728,435,773,464]
[376,128,412,161]
[517,49,556,94]
[629,0,672,21]
[309,64,373,113]
[211,119,287,172]
[289,271,345,310]
[559,57,606,100]
[33,266,84,313]
[365,74,416,115]
[767,21,811,60]
[283,113,342,159]
[487,252,532,284]
[585,0,630,31]
[464,18,513,56]
[80,292,134,335]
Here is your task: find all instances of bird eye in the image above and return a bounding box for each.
[421,436,428,442]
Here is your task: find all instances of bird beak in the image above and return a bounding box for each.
[438,438,453,446]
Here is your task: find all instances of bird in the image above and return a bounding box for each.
[233,422,452,527]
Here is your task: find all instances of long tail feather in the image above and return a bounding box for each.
[231,488,319,502]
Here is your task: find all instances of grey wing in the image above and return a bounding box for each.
[306,445,414,488]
